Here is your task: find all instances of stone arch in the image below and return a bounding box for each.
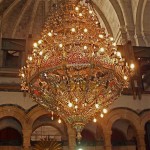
[92,1,113,36]
[32,123,64,137]
[27,105,67,128]
[104,108,141,131]
[0,105,27,130]
[142,0,150,45]
[93,0,126,41]
[27,106,49,126]
[135,0,147,45]
[109,0,126,27]
[140,110,150,130]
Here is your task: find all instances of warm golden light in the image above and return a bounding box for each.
[58,119,62,124]
[33,43,38,48]
[93,118,97,123]
[103,108,108,114]
[100,113,104,118]
[20,0,134,141]
[130,63,135,69]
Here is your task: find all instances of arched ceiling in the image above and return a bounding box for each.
[0,0,150,46]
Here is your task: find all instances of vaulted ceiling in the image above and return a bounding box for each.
[0,0,150,46]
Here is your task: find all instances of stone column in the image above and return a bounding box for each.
[136,130,146,150]
[67,125,76,150]
[22,129,32,150]
[104,131,112,150]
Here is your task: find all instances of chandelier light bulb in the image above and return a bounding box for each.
[75,105,78,109]
[84,28,88,33]
[79,13,82,17]
[75,98,78,102]
[59,43,63,48]
[99,34,104,39]
[71,28,76,32]
[39,51,43,56]
[130,63,135,69]
[99,47,105,53]
[103,108,108,114]
[58,118,62,124]
[116,51,121,58]
[110,37,114,41]
[124,75,128,80]
[48,32,52,37]
[68,102,73,108]
[28,56,32,61]
[89,10,93,14]
[21,73,25,78]
[93,118,97,123]
[84,45,88,50]
[75,7,79,11]
[112,42,116,46]
[100,113,104,118]
[95,103,99,109]
[33,43,38,48]
[38,40,43,44]
[51,116,54,120]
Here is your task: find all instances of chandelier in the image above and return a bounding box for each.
[20,0,134,141]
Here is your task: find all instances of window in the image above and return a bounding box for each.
[2,38,26,68]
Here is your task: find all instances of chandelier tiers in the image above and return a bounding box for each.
[20,0,134,141]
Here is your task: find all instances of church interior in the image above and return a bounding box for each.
[0,0,150,150]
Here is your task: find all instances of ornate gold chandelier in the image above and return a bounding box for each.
[20,0,134,140]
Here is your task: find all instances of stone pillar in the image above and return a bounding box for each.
[67,125,76,150]
[22,129,32,150]
[104,131,112,150]
[136,130,146,150]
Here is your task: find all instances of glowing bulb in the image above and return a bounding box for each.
[38,40,43,44]
[39,51,43,56]
[89,10,93,14]
[100,113,104,118]
[99,34,104,38]
[75,7,79,11]
[84,45,88,50]
[103,108,108,114]
[116,51,121,58]
[48,32,52,37]
[59,43,63,48]
[51,116,54,120]
[33,43,38,48]
[71,28,76,32]
[112,42,116,46]
[79,13,82,17]
[130,63,135,69]
[68,102,73,108]
[84,28,88,33]
[58,119,62,124]
[21,73,25,78]
[93,118,97,123]
[75,105,78,109]
[28,56,32,61]
[99,47,105,53]
[75,98,78,102]
[95,103,99,109]
[110,37,114,41]
[124,75,128,80]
